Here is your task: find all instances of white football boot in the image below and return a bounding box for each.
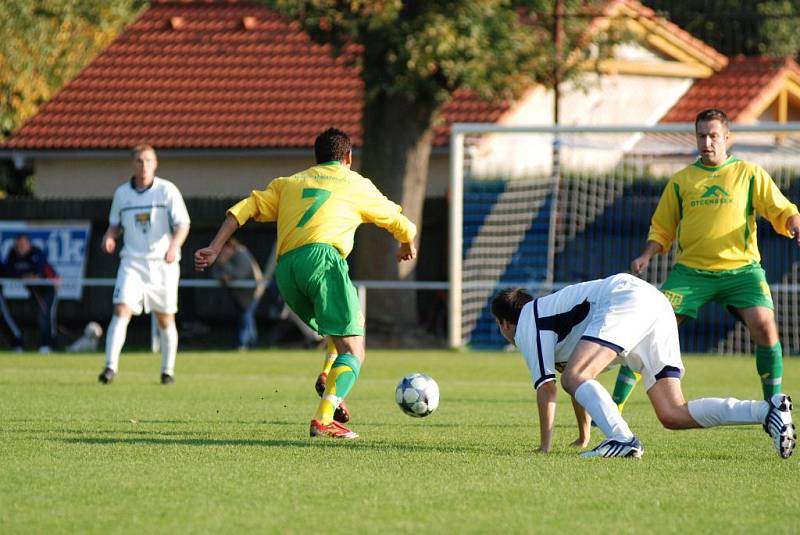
[764,394,796,459]
[580,436,644,459]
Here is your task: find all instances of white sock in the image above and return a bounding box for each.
[687,398,769,428]
[159,324,178,376]
[575,380,635,441]
[105,315,130,372]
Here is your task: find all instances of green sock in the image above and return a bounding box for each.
[612,365,640,409]
[756,342,783,400]
[314,353,361,424]
[330,353,361,400]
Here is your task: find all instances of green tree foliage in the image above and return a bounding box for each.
[0,0,146,140]
[644,1,800,58]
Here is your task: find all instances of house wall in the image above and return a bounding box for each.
[470,73,694,178]
[32,152,453,199]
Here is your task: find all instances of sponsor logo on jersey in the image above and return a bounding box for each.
[663,289,684,309]
[134,212,151,233]
[690,185,733,207]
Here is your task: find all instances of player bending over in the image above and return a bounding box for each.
[195,128,416,439]
[491,273,796,459]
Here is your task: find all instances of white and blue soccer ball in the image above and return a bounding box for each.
[395,373,439,417]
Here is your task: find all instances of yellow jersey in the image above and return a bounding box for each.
[227,161,416,259]
[648,156,799,271]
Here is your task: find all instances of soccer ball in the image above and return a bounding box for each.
[395,373,439,417]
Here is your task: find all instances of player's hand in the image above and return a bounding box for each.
[791,226,800,248]
[570,437,590,449]
[165,246,179,264]
[396,242,416,262]
[194,247,219,271]
[630,254,650,275]
[101,235,116,255]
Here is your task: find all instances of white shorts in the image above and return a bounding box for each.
[583,274,684,391]
[113,256,180,315]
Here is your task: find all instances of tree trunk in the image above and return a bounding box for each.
[353,89,439,342]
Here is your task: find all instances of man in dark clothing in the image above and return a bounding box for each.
[210,238,265,350]
[4,234,59,352]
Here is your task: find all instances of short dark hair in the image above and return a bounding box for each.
[491,288,534,325]
[695,108,729,132]
[314,128,351,164]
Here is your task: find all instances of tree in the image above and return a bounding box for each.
[268,0,612,337]
[0,0,145,194]
[643,1,800,58]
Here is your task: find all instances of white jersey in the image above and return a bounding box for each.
[109,177,190,260]
[514,273,681,391]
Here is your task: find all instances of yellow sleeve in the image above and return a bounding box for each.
[358,180,417,243]
[226,181,280,226]
[752,166,799,238]
[647,179,681,253]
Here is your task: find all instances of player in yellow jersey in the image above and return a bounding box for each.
[194,128,417,439]
[612,108,800,411]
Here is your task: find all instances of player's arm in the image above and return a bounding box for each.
[165,225,190,263]
[631,181,679,273]
[359,181,418,262]
[101,225,122,255]
[536,380,557,453]
[569,395,591,448]
[752,167,800,246]
[196,186,278,271]
[194,214,239,271]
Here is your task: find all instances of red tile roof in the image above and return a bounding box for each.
[3,0,507,150]
[660,56,800,123]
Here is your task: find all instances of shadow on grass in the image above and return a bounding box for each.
[57,435,523,456]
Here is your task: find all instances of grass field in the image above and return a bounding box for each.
[1,349,798,534]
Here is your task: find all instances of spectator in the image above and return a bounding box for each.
[0,256,23,352]
[210,238,265,351]
[4,234,59,353]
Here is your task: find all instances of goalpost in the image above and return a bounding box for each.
[449,122,800,353]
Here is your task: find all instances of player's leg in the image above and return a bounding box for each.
[101,303,133,383]
[153,261,180,384]
[310,256,364,433]
[611,365,641,412]
[722,265,781,400]
[275,244,361,437]
[101,260,144,382]
[738,306,781,400]
[562,340,636,445]
[649,376,765,428]
[650,377,795,458]
[155,312,177,384]
[314,336,351,422]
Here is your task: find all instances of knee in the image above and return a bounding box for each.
[561,371,582,395]
[749,321,777,345]
[655,408,688,430]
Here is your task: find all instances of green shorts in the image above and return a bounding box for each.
[661,263,774,319]
[275,243,364,336]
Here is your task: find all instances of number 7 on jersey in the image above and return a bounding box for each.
[297,188,331,227]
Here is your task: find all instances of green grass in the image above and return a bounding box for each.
[1,350,798,534]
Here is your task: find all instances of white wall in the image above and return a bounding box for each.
[32,151,453,199]
[470,73,694,178]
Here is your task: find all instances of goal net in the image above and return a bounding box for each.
[449,123,800,353]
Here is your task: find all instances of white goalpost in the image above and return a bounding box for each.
[449,122,800,352]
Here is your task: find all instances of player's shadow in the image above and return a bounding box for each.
[57,435,520,455]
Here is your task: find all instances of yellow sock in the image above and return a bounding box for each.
[321,337,337,375]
